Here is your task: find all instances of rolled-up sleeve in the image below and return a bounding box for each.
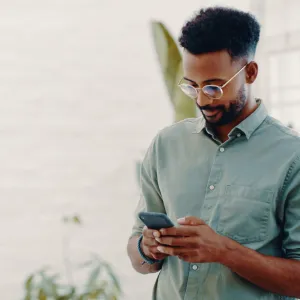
[282,155,300,260]
[130,134,166,238]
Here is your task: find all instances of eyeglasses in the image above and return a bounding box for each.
[178,64,248,100]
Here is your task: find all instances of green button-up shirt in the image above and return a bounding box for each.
[130,100,300,300]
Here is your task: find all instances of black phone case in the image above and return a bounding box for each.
[138,212,174,230]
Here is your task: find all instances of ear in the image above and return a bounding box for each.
[245,61,258,84]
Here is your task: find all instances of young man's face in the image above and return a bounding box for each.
[182,50,251,126]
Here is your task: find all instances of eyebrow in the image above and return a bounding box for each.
[183,77,223,85]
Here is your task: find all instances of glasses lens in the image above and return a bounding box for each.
[202,85,223,99]
[179,84,197,99]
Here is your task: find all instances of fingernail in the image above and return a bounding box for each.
[157,246,163,252]
[153,231,159,237]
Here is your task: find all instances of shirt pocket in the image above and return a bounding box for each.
[216,185,274,244]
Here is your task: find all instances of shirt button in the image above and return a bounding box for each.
[192,265,198,271]
[209,185,215,190]
[220,147,225,152]
[237,133,241,137]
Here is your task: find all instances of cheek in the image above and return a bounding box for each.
[222,85,245,104]
[225,84,240,96]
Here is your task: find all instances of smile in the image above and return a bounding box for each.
[202,110,221,117]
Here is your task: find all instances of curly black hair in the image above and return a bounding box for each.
[179,6,261,59]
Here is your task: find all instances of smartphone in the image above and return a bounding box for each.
[138,212,175,230]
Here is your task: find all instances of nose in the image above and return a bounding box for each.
[196,90,213,108]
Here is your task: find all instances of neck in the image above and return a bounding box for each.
[212,97,258,143]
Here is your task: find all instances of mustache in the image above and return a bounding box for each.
[197,104,225,111]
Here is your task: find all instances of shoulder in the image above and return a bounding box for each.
[157,117,204,139]
[263,116,300,176]
[262,115,300,148]
[144,117,203,159]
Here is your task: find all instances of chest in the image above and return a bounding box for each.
[157,138,281,245]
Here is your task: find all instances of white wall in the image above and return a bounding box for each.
[0,1,298,299]
[0,1,172,298]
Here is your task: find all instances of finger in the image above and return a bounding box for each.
[152,253,169,260]
[177,216,206,226]
[159,225,199,237]
[142,226,161,238]
[150,246,167,254]
[155,236,199,247]
[148,246,169,260]
[152,251,169,260]
[143,237,159,247]
[157,245,194,256]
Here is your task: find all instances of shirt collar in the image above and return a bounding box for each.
[193,99,268,140]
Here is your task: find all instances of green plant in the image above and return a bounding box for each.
[150,21,196,122]
[135,21,197,185]
[23,215,121,300]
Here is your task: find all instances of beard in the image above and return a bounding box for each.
[197,85,247,126]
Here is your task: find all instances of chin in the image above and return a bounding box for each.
[205,114,223,125]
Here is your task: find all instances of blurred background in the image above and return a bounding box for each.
[1,0,300,299]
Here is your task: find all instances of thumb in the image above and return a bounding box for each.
[177,216,206,226]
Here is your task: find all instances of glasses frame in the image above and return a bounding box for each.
[178,63,248,100]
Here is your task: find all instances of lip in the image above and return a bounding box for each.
[202,110,221,117]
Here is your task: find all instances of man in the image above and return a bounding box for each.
[127,6,300,300]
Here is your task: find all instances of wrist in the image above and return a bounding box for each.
[137,235,161,265]
[217,236,239,265]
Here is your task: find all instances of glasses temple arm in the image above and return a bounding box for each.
[221,64,247,88]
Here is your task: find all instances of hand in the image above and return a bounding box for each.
[155,216,228,263]
[141,226,170,261]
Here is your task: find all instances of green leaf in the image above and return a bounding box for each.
[38,271,58,297]
[78,259,94,269]
[57,296,71,300]
[72,215,81,224]
[63,216,69,223]
[151,21,196,122]
[103,263,121,293]
[77,290,107,300]
[86,265,101,289]
[24,293,30,300]
[25,274,34,291]
[151,21,181,102]
[89,288,106,299]
[24,287,33,300]
[172,60,197,122]
[57,287,76,300]
[38,289,47,300]
[63,214,81,225]
[38,266,51,273]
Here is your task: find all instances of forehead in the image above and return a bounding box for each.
[182,50,238,82]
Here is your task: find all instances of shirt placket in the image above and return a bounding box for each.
[184,143,227,300]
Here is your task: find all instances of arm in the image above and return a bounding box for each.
[220,237,300,297]
[221,155,300,298]
[127,134,166,274]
